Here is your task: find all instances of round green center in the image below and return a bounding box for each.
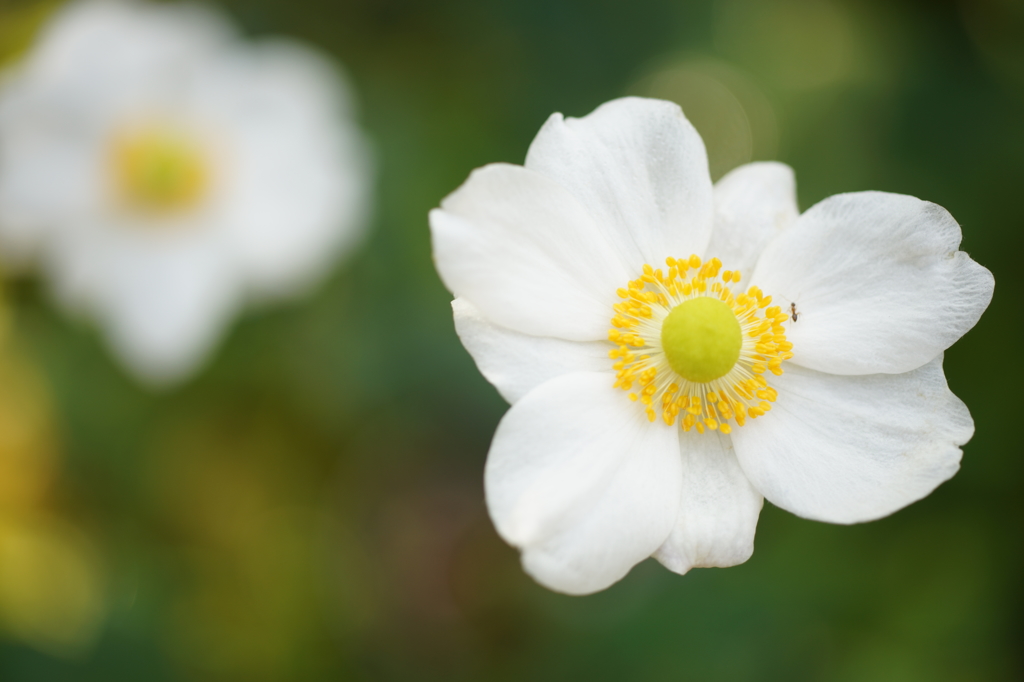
[660,296,742,383]
[113,129,208,213]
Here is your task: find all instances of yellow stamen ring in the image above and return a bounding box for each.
[607,255,794,434]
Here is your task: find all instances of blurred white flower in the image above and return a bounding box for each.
[430,97,994,595]
[0,0,372,384]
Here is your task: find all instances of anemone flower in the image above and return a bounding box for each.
[430,97,993,595]
[0,0,372,384]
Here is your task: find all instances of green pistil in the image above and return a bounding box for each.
[660,296,741,383]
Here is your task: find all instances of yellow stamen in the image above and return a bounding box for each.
[608,254,793,434]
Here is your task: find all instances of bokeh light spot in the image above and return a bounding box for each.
[630,57,778,179]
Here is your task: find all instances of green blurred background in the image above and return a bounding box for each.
[0,0,1022,679]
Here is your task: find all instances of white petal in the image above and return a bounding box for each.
[25,0,230,92]
[0,107,102,266]
[752,192,994,375]
[730,356,973,524]
[654,431,763,574]
[0,66,107,267]
[452,298,610,404]
[46,227,241,386]
[525,97,714,267]
[485,372,681,594]
[706,161,798,275]
[200,39,372,299]
[431,163,629,341]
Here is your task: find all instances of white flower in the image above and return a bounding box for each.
[0,0,372,384]
[429,97,994,595]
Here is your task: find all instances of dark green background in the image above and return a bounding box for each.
[0,0,1021,679]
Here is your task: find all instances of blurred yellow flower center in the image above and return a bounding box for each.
[111,127,209,213]
[608,255,794,434]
